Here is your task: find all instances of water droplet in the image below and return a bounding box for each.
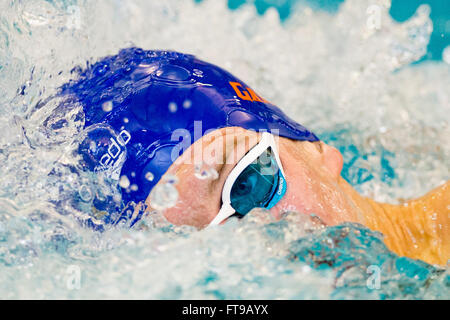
[183,100,192,109]
[123,117,129,123]
[102,101,113,112]
[150,182,178,211]
[78,185,93,202]
[145,172,155,181]
[195,163,219,180]
[119,175,130,189]
[168,102,178,113]
[130,184,139,192]
[193,68,203,77]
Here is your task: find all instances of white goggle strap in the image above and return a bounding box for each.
[207,202,235,227]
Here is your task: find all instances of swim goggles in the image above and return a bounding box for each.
[208,132,287,227]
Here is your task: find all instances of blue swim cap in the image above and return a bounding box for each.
[61,48,319,209]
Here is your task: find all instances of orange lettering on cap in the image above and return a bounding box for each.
[229,82,252,101]
[229,81,272,104]
[246,87,263,102]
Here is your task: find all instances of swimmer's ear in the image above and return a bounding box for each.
[321,143,343,180]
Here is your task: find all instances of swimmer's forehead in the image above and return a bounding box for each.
[173,127,262,168]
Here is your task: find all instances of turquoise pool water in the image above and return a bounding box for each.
[0,0,448,299]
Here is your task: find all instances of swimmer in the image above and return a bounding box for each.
[54,48,449,265]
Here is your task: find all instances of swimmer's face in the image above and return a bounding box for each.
[148,127,362,229]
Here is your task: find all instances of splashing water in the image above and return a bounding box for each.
[0,0,449,299]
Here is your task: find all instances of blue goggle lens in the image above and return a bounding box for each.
[230,147,284,216]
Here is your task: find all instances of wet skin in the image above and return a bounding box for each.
[145,127,449,265]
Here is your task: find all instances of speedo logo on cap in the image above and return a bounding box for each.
[99,129,132,168]
[229,81,270,103]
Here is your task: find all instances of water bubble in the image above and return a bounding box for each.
[194,163,219,180]
[78,185,93,202]
[145,172,155,182]
[183,100,192,109]
[130,184,139,192]
[168,102,178,113]
[149,182,179,211]
[102,101,113,112]
[119,175,131,189]
[193,69,204,77]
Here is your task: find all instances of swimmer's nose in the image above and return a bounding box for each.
[320,143,343,179]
